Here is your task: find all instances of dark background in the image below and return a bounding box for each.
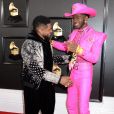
[1,0,28,27]
[0,0,113,101]
[2,37,25,64]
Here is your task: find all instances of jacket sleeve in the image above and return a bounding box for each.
[52,41,67,51]
[53,55,70,64]
[79,33,107,63]
[21,40,60,88]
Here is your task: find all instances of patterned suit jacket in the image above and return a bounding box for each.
[21,33,69,89]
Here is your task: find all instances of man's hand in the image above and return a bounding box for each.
[59,76,73,87]
[66,41,78,53]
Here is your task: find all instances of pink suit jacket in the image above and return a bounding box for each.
[52,25,107,64]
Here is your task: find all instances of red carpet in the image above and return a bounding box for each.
[0,112,22,114]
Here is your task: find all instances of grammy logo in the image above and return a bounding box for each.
[9,41,19,56]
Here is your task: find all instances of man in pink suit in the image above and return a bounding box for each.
[51,3,107,114]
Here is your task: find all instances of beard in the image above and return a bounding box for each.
[43,34,52,40]
[43,35,51,41]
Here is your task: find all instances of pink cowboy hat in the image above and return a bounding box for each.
[64,3,96,17]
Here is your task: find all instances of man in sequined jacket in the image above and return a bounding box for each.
[21,15,72,114]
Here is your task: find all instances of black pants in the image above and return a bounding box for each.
[23,80,55,114]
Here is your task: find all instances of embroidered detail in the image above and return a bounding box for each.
[53,55,70,64]
[69,53,77,70]
[87,37,94,43]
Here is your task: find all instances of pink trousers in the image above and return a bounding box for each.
[66,63,93,114]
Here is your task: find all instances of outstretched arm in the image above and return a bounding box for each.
[51,40,67,51]
[53,55,70,64]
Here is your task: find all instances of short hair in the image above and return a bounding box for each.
[32,15,51,31]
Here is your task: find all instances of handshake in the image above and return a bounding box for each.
[59,76,73,87]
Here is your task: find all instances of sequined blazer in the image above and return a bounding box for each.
[21,33,69,89]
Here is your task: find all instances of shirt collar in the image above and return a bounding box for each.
[77,24,90,33]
